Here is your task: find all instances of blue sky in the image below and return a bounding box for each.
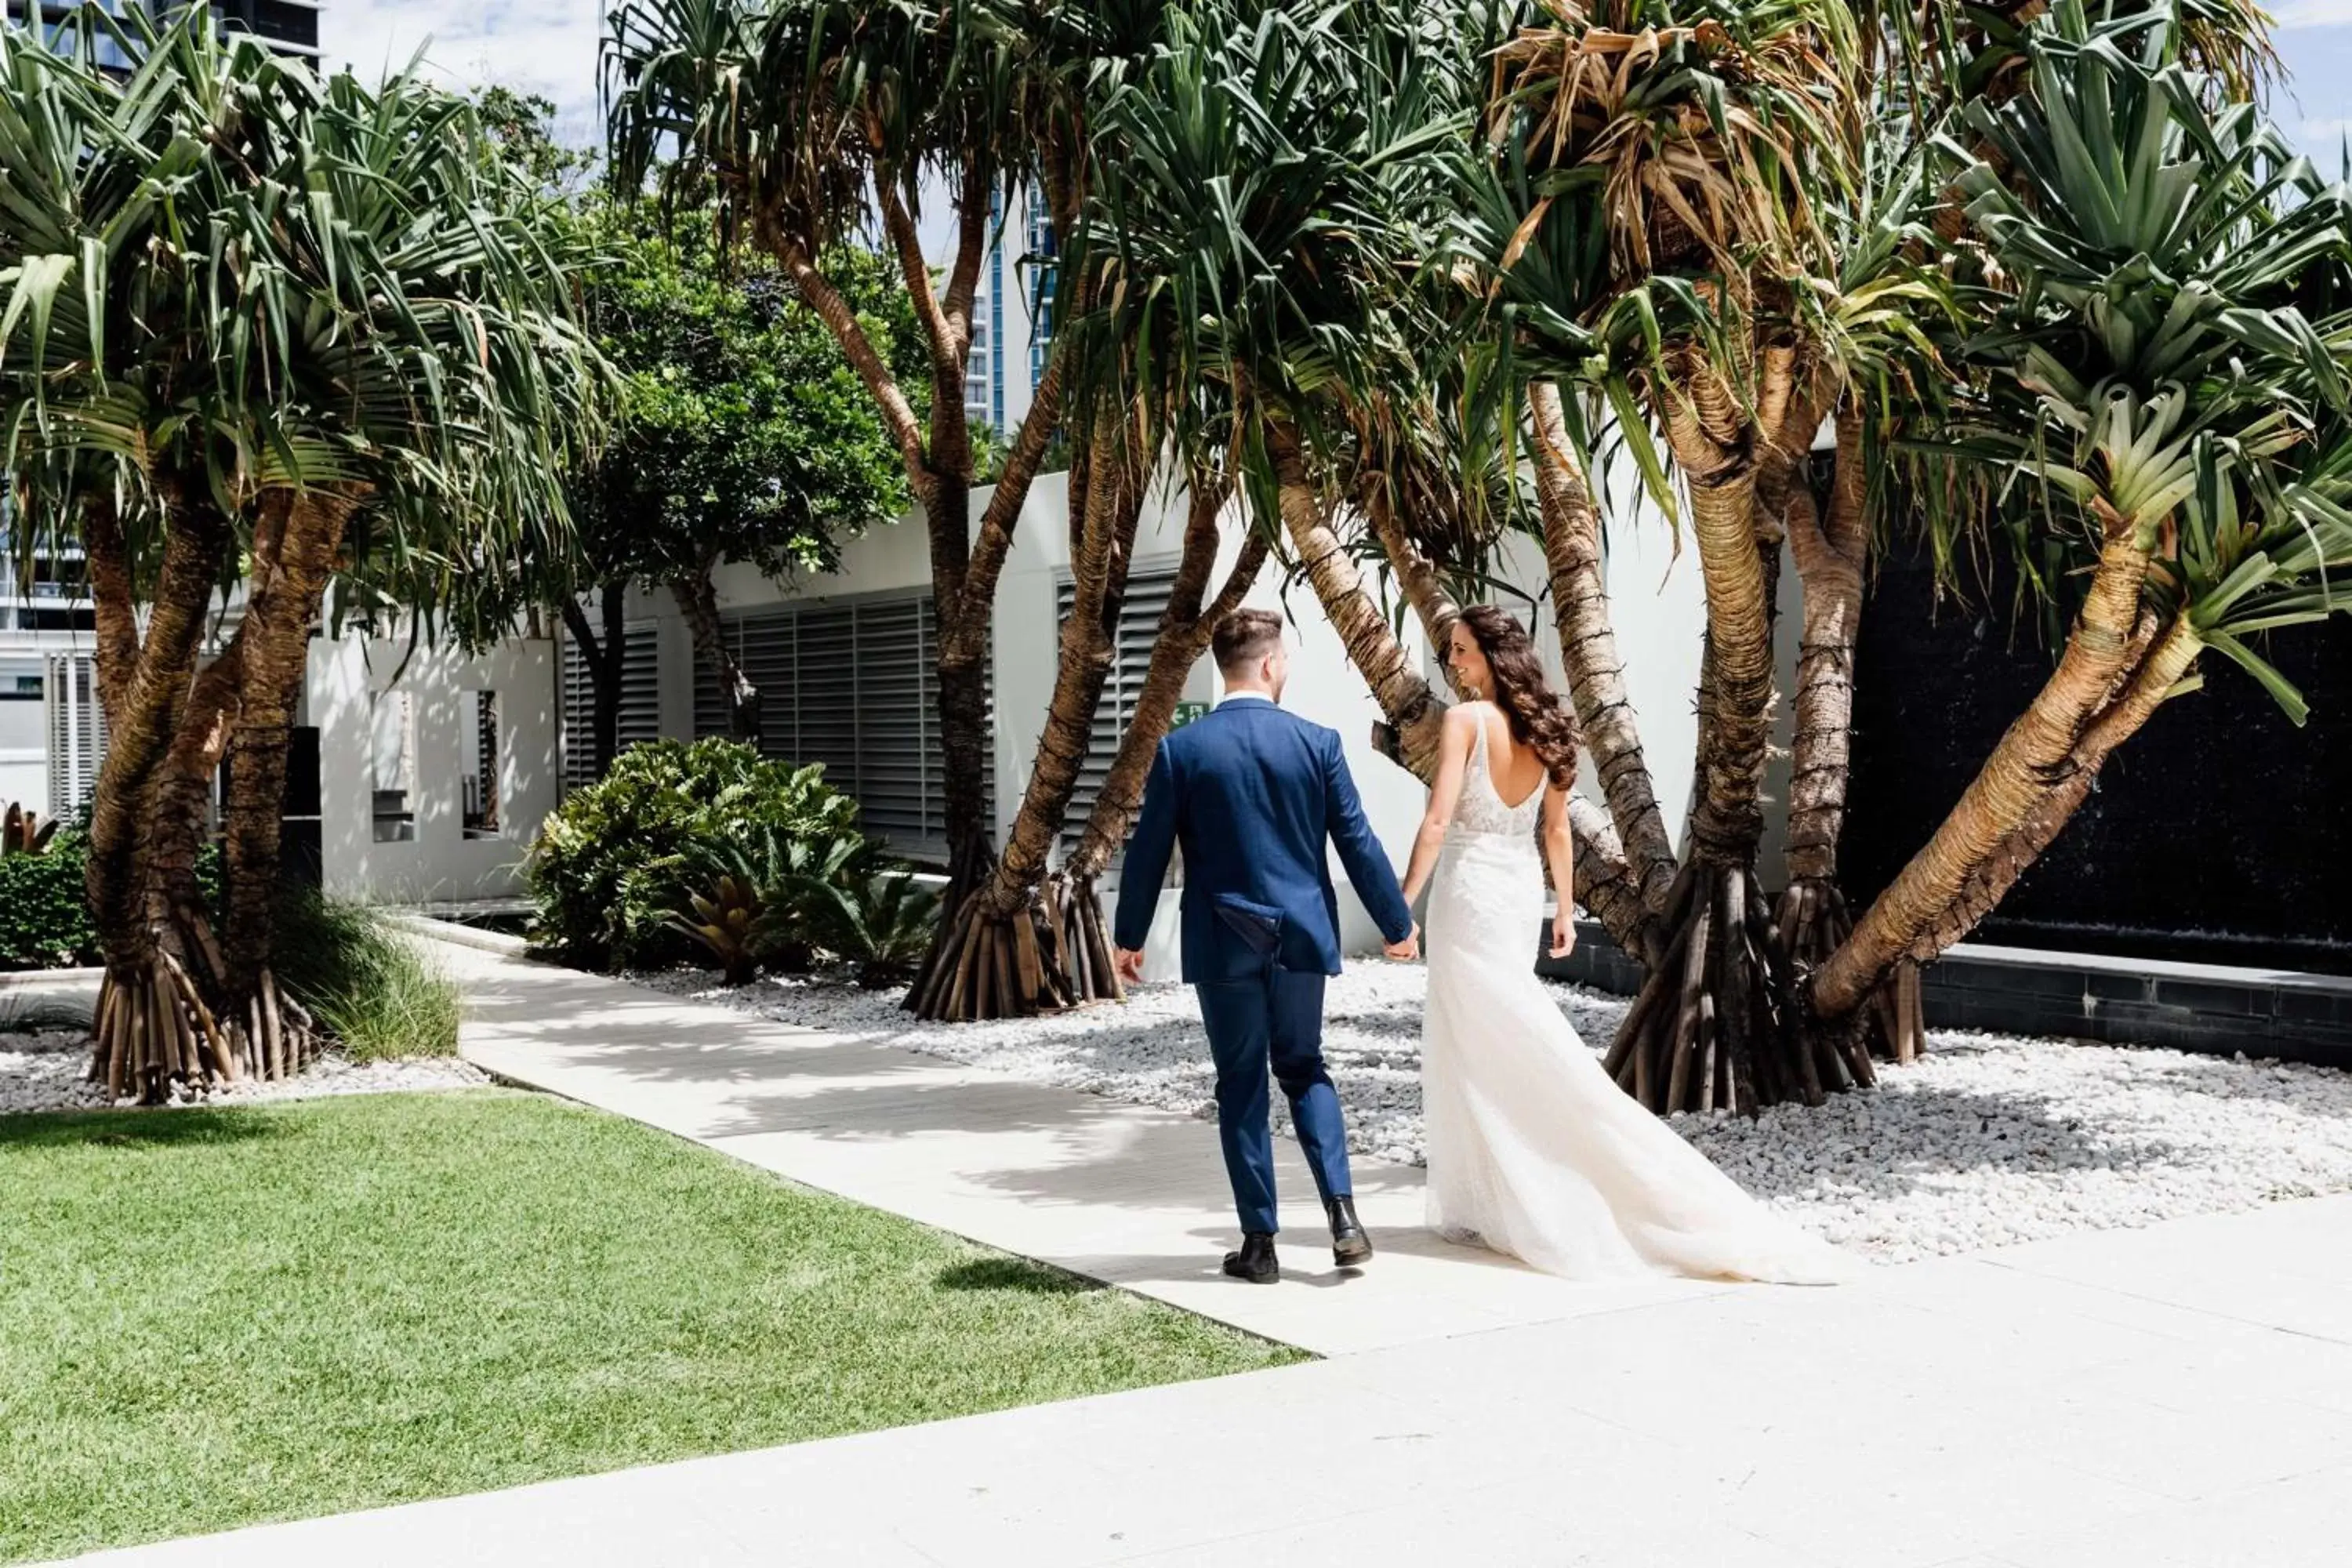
[322,4,2352,166]
[2275,17,2352,165]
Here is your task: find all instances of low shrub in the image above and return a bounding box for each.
[0,826,99,970]
[528,739,861,971]
[0,822,222,971]
[800,867,942,989]
[668,821,935,987]
[274,890,462,1061]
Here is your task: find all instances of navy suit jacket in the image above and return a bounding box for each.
[1112,696,1414,982]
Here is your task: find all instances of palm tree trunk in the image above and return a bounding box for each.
[1035,485,1269,1006]
[1682,474,1776,861]
[1860,615,2202,989]
[1530,381,1678,937]
[1065,481,1263,884]
[1362,481,1461,652]
[1812,527,2159,1019]
[82,499,238,1102]
[764,163,1035,964]
[1606,363,1855,1116]
[217,489,362,1079]
[1267,423,1656,958]
[915,427,1145,1020]
[1272,423,1450,774]
[671,554,760,746]
[1773,401,1927,1063]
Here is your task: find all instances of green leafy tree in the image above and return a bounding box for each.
[465,92,924,766]
[586,220,922,750]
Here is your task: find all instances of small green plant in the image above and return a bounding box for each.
[3,801,58,857]
[666,820,933,988]
[800,869,942,989]
[668,873,765,985]
[527,739,860,971]
[274,890,462,1061]
[668,822,874,984]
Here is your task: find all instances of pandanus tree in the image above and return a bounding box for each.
[1471,0,2351,1111]
[1073,0,1659,944]
[1078,0,1468,750]
[0,13,602,1098]
[609,0,1266,1018]
[1457,0,1929,1111]
[1811,1,2352,1018]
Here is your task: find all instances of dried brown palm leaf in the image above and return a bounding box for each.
[1490,0,1860,292]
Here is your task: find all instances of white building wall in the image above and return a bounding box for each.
[0,695,43,810]
[308,633,561,904]
[609,476,1506,975]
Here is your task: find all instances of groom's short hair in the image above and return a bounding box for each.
[1213,608,1284,677]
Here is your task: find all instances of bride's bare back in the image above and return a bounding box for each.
[1472,703,1550,811]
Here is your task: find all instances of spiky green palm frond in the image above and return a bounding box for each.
[1909,0,2352,717]
[0,9,606,582]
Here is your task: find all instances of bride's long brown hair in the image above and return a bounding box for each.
[1457,604,1581,790]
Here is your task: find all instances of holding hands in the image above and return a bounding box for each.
[1384,921,1421,963]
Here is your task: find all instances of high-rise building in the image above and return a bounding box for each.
[958,186,1059,440]
[5,2,320,64]
[201,0,320,60]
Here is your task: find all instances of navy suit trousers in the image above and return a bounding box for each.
[1195,966,1349,1236]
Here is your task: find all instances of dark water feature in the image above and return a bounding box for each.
[1844,537,2352,978]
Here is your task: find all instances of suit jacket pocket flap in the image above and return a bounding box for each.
[1210,894,1284,955]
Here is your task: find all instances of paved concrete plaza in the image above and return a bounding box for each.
[63,943,2352,1566]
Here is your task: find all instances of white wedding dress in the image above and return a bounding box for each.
[1421,720,1857,1284]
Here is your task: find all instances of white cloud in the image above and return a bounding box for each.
[2273,3,2352,27]
[322,2,607,142]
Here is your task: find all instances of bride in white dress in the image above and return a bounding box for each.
[1397,607,1854,1285]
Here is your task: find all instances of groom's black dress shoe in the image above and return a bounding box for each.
[1327,1196,1373,1268]
[1223,1232,1279,1284]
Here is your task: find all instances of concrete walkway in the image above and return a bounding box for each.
[435,942,1723,1355]
[64,944,2352,1566]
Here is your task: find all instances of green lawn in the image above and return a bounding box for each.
[0,1090,1302,1563]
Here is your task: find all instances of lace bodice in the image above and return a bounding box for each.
[1449,712,1545,840]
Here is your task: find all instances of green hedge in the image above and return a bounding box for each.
[526,739,862,971]
[0,829,99,970]
[0,829,221,972]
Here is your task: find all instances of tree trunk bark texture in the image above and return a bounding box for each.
[1606,360,1867,1116]
[915,425,1149,1020]
[1530,381,1679,936]
[82,499,235,1103]
[1775,401,1925,1063]
[673,559,761,745]
[84,488,360,1100]
[217,489,361,1078]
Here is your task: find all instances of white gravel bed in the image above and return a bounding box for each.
[630,962,2352,1263]
[0,1027,489,1115]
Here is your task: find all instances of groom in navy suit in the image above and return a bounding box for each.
[1112,608,1418,1284]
